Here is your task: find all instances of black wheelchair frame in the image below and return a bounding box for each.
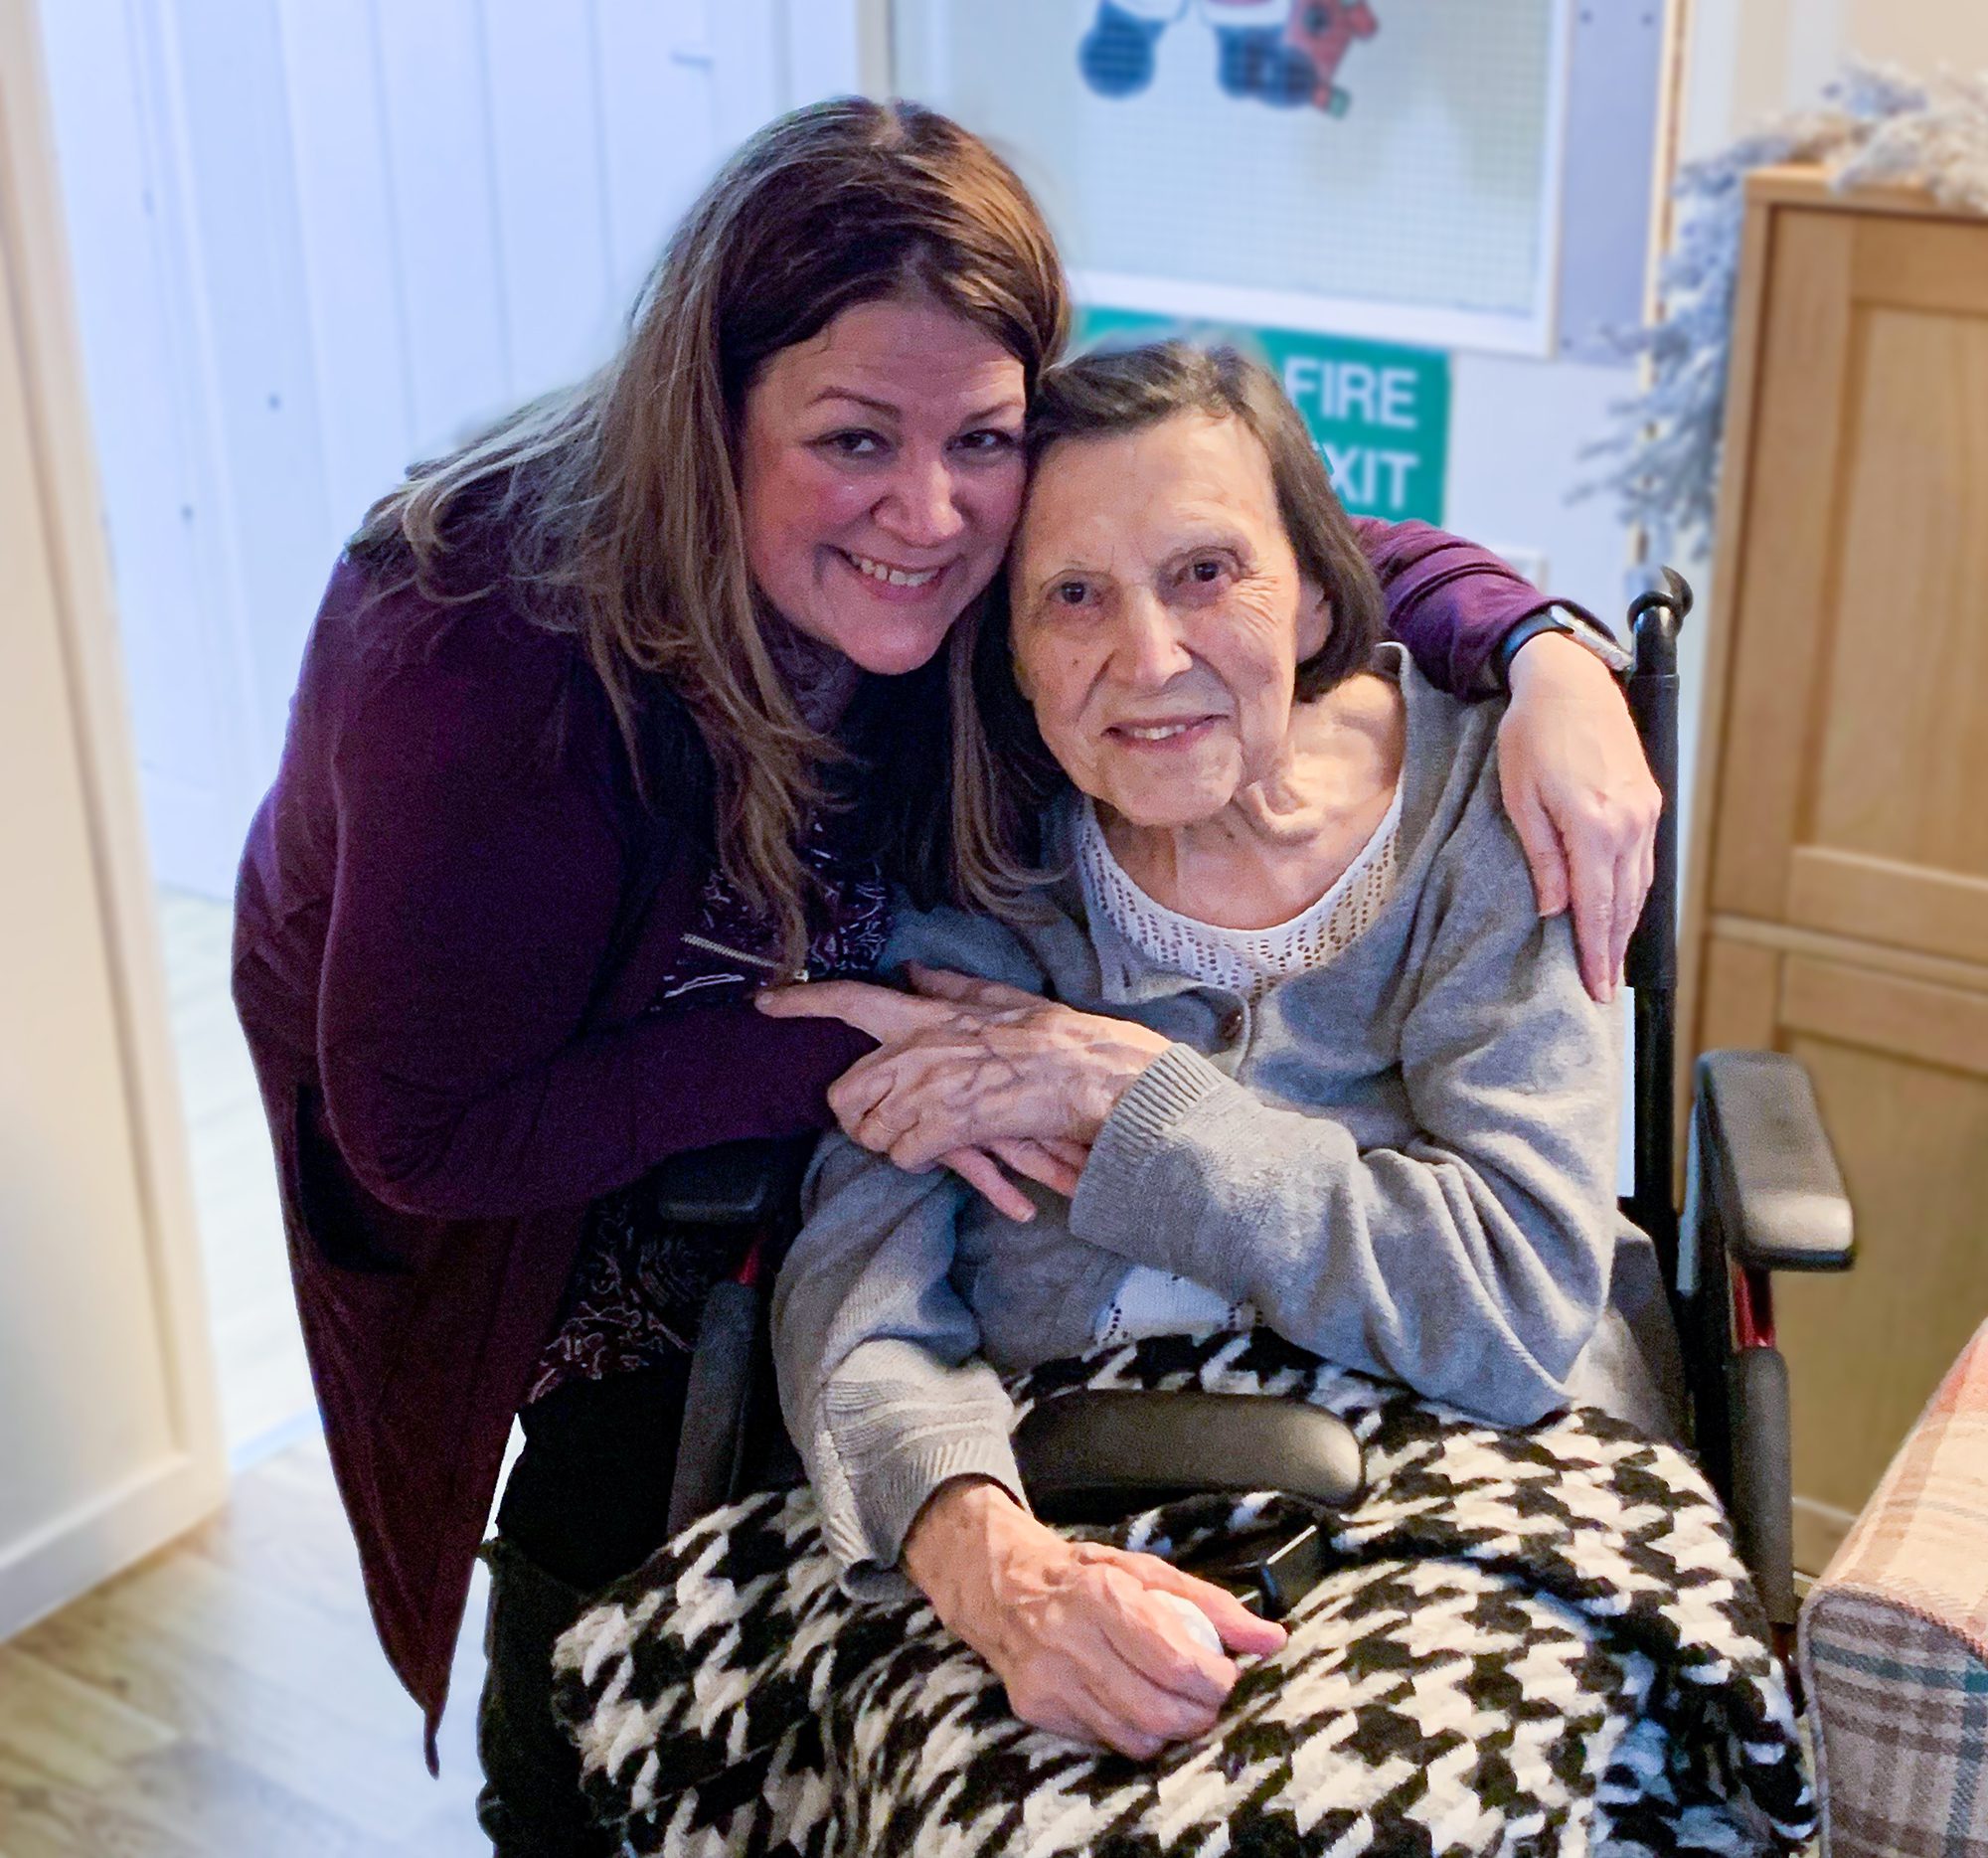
[649,572,1856,1644]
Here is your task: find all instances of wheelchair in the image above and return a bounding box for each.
[647,570,1855,1657]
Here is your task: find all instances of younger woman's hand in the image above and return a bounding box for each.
[759,965,1171,1173]
[1497,630,1661,1004]
[901,1478,1286,1759]
[754,975,1101,1216]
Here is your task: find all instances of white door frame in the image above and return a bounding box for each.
[0,0,226,1641]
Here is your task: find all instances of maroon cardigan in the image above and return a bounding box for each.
[231,521,1577,1761]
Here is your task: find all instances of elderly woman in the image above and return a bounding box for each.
[760,342,1684,1760]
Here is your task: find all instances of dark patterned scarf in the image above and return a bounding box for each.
[528,821,890,1404]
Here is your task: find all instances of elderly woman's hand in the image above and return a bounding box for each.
[902,1477,1286,1759]
[757,965,1171,1183]
[1497,631,1662,1004]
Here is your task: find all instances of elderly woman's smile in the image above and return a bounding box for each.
[1009,409,1329,830]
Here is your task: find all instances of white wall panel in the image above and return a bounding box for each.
[277,0,418,542]
[785,0,864,104]
[167,1,337,778]
[370,0,515,452]
[0,254,181,1585]
[40,0,241,896]
[1,0,225,1639]
[596,0,722,305]
[710,0,786,149]
[482,0,620,401]
[1680,0,1988,157]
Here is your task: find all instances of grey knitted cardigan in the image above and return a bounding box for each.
[771,648,1683,1590]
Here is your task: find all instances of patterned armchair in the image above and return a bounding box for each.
[1801,1318,1988,1856]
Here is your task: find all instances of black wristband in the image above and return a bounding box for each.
[1491,609,1572,693]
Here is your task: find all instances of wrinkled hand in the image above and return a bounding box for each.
[1497,631,1662,1003]
[758,964,1170,1183]
[756,972,1082,1218]
[902,1478,1286,1759]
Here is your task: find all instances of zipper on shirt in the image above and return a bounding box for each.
[678,931,809,984]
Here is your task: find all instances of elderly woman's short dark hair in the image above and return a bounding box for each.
[1025,341,1385,698]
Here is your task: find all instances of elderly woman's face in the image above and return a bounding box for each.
[1009,412,1326,826]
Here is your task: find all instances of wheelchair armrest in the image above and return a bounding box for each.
[668,1278,762,1537]
[648,1135,813,1226]
[1694,1051,1853,1272]
[1013,1390,1365,1525]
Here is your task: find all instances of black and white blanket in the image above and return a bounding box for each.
[554,1330,1815,1856]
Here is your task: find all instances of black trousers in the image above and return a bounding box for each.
[477,1362,690,1858]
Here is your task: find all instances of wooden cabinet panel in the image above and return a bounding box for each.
[1696,933,1780,1053]
[1776,1025,1988,1555]
[1786,851,1988,969]
[1685,170,1988,1575]
[1693,936,1988,1572]
[1810,298,1988,891]
[1780,954,1988,1079]
[1777,952,1988,1566]
[1707,199,1988,946]
[1850,214,1988,315]
[1707,209,1853,922]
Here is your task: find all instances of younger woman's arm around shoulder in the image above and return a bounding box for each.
[1353,516,1582,697]
[314,596,868,1221]
[1355,516,1660,1001]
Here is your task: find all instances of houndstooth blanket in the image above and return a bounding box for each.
[554,1329,1815,1856]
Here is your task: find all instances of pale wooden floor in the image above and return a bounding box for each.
[0,1436,490,1857]
[156,889,316,1459]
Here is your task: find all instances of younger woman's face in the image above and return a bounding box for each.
[739,297,1028,676]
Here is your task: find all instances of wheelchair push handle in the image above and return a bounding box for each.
[1624,566,1688,995]
[1622,569,1691,1265]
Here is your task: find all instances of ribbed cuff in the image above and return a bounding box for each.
[856,1434,1027,1575]
[814,1370,1028,1599]
[1071,1043,1232,1263]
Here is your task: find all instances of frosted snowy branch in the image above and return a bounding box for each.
[1575,62,1988,561]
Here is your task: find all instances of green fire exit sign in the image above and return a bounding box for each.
[1076,307,1450,525]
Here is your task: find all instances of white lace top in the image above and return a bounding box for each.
[1081,787,1404,1347]
[1075,785,1404,1003]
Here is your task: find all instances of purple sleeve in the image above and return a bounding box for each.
[1354,517,1607,698]
[314,613,869,1222]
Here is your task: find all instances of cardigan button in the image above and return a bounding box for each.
[1218,1008,1245,1044]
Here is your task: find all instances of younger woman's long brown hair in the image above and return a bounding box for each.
[354,97,1069,961]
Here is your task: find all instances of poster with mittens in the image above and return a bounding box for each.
[1078,2,1379,117]
[894,0,1570,355]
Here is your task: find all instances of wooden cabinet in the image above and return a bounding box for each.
[1684,167,1988,1576]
